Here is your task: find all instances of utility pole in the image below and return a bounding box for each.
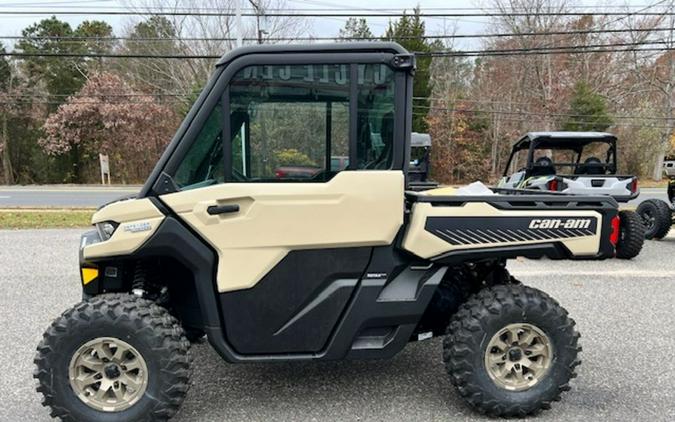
[235,0,243,47]
[248,0,266,44]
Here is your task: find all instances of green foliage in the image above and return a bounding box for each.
[0,42,10,91]
[130,16,177,40]
[118,16,181,93]
[562,81,613,132]
[75,20,114,56]
[338,18,373,40]
[16,17,113,106]
[383,6,436,132]
[274,148,317,167]
[179,84,204,118]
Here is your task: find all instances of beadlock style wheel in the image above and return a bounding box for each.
[35,294,192,422]
[443,284,581,417]
[68,337,149,412]
[484,323,553,392]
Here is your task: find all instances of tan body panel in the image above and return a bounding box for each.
[161,171,405,292]
[402,201,602,259]
[84,198,165,259]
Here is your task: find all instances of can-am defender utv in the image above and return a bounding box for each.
[497,132,644,258]
[36,43,623,421]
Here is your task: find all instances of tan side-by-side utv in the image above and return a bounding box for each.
[36,43,625,421]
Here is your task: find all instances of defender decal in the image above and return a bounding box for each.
[425,216,598,246]
[123,221,153,233]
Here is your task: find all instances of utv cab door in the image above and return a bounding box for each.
[157,51,411,356]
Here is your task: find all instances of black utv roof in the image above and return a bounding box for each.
[216,42,409,67]
[512,131,617,151]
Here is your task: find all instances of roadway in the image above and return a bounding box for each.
[0,185,669,208]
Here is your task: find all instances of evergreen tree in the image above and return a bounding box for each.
[0,42,10,90]
[383,7,435,132]
[338,18,373,40]
[562,81,613,132]
[16,17,113,109]
[118,16,181,93]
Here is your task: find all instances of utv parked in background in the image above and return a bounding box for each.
[498,132,644,258]
[498,132,639,201]
[36,44,626,421]
[635,172,675,240]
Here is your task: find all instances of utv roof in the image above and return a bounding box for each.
[411,132,432,147]
[513,131,617,151]
[216,42,409,67]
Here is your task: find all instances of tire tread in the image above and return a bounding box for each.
[34,293,192,422]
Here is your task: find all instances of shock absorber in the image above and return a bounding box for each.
[131,261,148,297]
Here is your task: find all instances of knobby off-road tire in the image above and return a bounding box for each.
[616,210,645,259]
[443,284,581,417]
[34,294,192,422]
[637,199,672,240]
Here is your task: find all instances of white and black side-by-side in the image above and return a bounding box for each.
[36,43,631,421]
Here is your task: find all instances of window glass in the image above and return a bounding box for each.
[356,64,396,169]
[174,105,223,189]
[229,64,350,182]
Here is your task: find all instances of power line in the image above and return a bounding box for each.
[1,10,675,18]
[2,26,673,44]
[0,4,668,12]
[414,105,673,121]
[3,41,674,60]
[419,46,675,57]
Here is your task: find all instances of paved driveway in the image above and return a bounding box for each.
[1,229,673,421]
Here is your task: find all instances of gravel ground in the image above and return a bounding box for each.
[1,229,673,422]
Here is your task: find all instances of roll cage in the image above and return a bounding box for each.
[503,132,618,178]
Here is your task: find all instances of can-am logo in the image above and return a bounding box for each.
[528,218,591,229]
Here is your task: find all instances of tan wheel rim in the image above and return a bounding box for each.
[484,323,553,391]
[68,337,149,412]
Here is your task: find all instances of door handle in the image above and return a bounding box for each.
[207,204,240,215]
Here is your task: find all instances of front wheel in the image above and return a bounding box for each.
[443,285,580,417]
[34,294,192,422]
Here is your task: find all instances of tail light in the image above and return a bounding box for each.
[609,215,621,247]
[547,178,559,191]
[630,177,638,194]
[275,170,286,178]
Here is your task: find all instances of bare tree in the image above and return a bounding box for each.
[621,1,675,180]
[118,0,310,97]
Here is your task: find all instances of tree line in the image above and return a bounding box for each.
[0,0,674,185]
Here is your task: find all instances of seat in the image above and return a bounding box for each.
[575,157,605,175]
[365,112,394,169]
[530,156,556,176]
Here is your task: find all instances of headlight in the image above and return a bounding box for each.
[96,221,119,241]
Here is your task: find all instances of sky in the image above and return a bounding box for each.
[0,0,656,51]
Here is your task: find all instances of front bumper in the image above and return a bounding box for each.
[79,230,102,297]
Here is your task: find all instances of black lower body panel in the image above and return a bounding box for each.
[219,248,370,355]
[214,247,446,362]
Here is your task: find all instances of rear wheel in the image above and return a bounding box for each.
[443,284,580,417]
[615,210,645,259]
[34,294,192,422]
[637,199,672,240]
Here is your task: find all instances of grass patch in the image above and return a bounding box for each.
[638,179,668,188]
[0,209,93,229]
